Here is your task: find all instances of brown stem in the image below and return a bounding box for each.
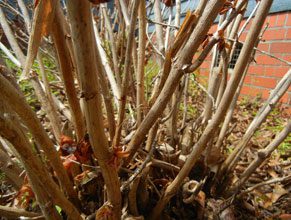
[0,145,23,190]
[0,73,79,208]
[148,0,272,218]
[66,1,121,218]
[0,7,26,66]
[0,103,81,219]
[126,0,226,165]
[136,0,146,126]
[0,205,44,219]
[51,4,86,140]
[229,122,291,195]
[114,0,140,147]
[30,74,62,142]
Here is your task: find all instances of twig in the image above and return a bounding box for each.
[226,37,291,66]
[147,17,179,29]
[60,156,101,171]
[190,75,216,112]
[238,1,261,37]
[121,143,155,192]
[146,23,165,60]
[240,175,291,195]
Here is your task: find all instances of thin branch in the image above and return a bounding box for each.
[147,17,179,29]
[240,175,291,196]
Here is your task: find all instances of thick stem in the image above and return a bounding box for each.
[153,0,165,66]
[0,73,79,208]
[0,103,81,219]
[136,0,146,126]
[220,69,291,178]
[114,0,140,147]
[229,122,291,195]
[66,1,121,218]
[0,7,26,66]
[149,0,273,218]
[0,145,23,190]
[101,5,121,89]
[30,74,62,142]
[52,4,86,140]
[127,0,226,164]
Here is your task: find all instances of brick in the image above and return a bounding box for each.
[265,66,289,77]
[248,65,264,75]
[287,28,291,39]
[261,89,271,100]
[264,66,275,77]
[268,15,277,28]
[257,43,270,52]
[240,85,263,97]
[283,55,291,62]
[252,76,277,89]
[276,13,287,27]
[197,75,208,85]
[287,13,291,26]
[263,29,286,41]
[201,61,210,69]
[243,75,251,84]
[270,42,291,53]
[280,93,289,104]
[239,32,248,41]
[256,55,278,65]
[199,69,209,77]
[239,19,252,32]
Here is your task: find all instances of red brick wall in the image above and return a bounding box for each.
[199,12,291,110]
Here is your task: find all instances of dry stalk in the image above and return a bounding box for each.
[149,1,273,218]
[66,1,121,218]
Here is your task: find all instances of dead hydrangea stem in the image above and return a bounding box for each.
[101,5,122,89]
[119,0,130,26]
[0,205,43,219]
[136,0,147,126]
[0,103,80,219]
[16,0,31,31]
[0,74,78,204]
[66,1,121,218]
[153,0,165,66]
[30,74,62,142]
[51,4,86,140]
[200,0,247,122]
[149,1,207,108]
[240,174,291,196]
[229,122,291,196]
[215,69,247,150]
[215,22,266,151]
[0,145,23,190]
[186,0,247,74]
[94,46,116,141]
[148,1,273,218]
[114,0,140,148]
[21,0,56,79]
[93,22,121,106]
[0,7,26,66]
[221,69,291,178]
[238,1,261,37]
[181,74,190,128]
[126,0,226,165]
[204,12,226,118]
[174,0,181,35]
[37,53,62,141]
[0,42,21,67]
